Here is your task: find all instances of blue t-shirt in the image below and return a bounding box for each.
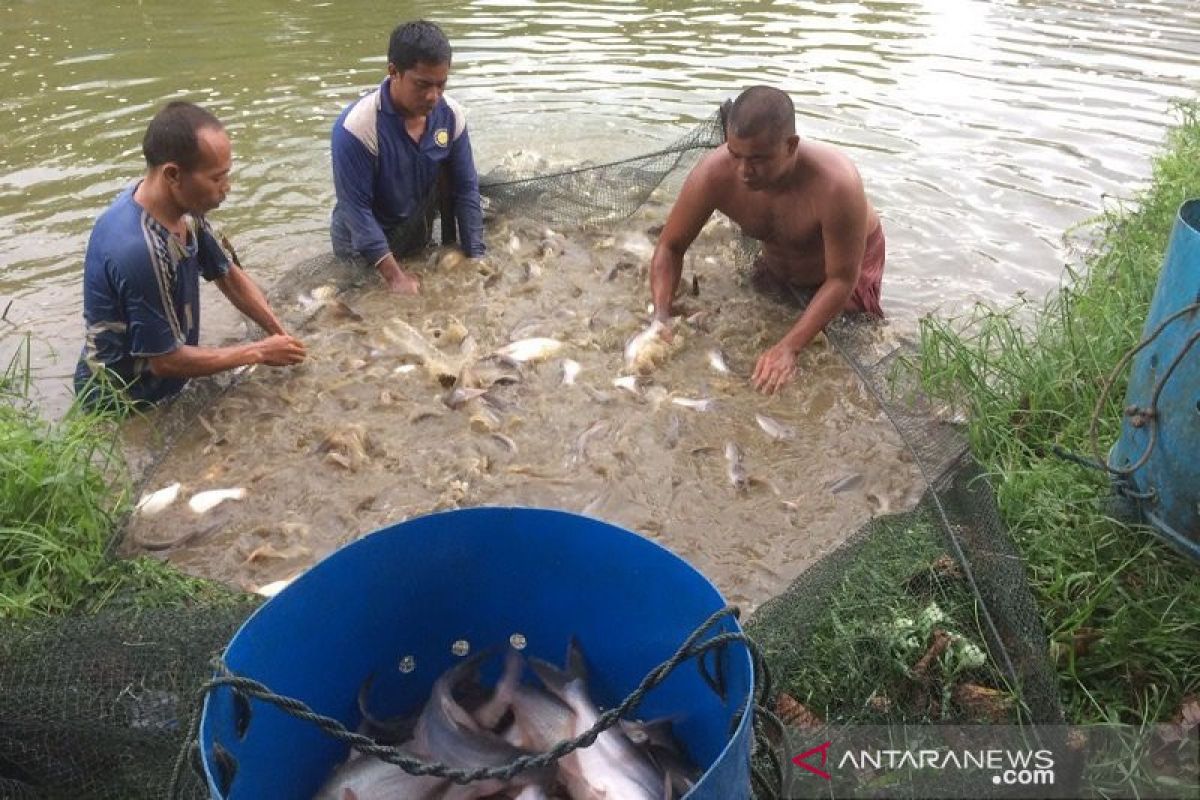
[74,185,230,404]
[330,80,485,261]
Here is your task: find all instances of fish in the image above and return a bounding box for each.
[135,482,181,516]
[413,655,551,798]
[612,375,642,395]
[684,310,713,332]
[724,442,749,492]
[242,543,311,565]
[321,299,364,322]
[381,319,461,383]
[623,320,670,374]
[512,785,552,800]
[580,384,615,404]
[561,358,581,385]
[569,420,610,466]
[443,385,490,410]
[531,641,667,800]
[671,396,715,412]
[356,674,420,746]
[250,575,298,599]
[469,405,502,433]
[297,284,337,310]
[755,413,796,441]
[494,337,564,364]
[187,487,247,514]
[664,413,682,449]
[488,433,519,454]
[706,349,732,375]
[470,649,525,731]
[313,747,450,800]
[827,473,864,494]
[436,248,468,271]
[316,424,378,471]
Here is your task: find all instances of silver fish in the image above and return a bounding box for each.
[488,433,519,454]
[664,413,682,449]
[494,337,564,364]
[187,487,246,514]
[755,413,795,441]
[724,442,749,492]
[531,642,667,800]
[471,649,525,731]
[671,396,715,412]
[612,375,642,396]
[297,284,337,310]
[827,473,864,494]
[569,420,610,466]
[135,482,181,516]
[623,320,670,374]
[413,656,551,798]
[706,349,731,375]
[580,384,615,404]
[443,385,489,410]
[512,785,553,800]
[509,682,575,751]
[382,318,461,383]
[561,358,582,385]
[314,748,449,800]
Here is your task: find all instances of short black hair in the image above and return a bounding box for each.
[388,20,452,71]
[727,86,796,140]
[142,101,223,171]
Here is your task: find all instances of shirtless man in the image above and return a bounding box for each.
[649,86,885,394]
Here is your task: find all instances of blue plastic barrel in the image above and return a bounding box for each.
[199,506,753,799]
[1110,198,1200,560]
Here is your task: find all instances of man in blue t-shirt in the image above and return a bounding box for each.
[330,19,486,295]
[75,101,306,407]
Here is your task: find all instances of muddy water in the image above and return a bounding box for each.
[123,207,921,610]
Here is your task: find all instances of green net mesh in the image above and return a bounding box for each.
[0,105,1061,799]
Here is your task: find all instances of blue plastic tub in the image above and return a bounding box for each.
[199,506,754,798]
[1110,198,1200,560]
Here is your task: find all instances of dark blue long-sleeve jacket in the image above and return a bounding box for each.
[330,79,485,261]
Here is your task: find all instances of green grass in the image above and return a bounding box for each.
[748,509,1012,725]
[0,338,240,618]
[915,100,1200,725]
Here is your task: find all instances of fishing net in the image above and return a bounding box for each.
[0,102,1061,800]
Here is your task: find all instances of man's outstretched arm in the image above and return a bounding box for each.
[215,263,288,337]
[650,157,719,322]
[146,336,306,379]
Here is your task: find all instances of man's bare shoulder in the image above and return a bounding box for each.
[689,145,737,187]
[802,140,865,193]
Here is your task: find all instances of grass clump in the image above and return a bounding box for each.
[748,510,1012,725]
[0,338,236,618]
[915,100,1200,725]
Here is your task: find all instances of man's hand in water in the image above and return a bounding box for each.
[376,255,421,295]
[752,340,799,394]
[386,269,421,295]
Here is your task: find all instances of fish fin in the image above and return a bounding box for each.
[529,656,570,697]
[565,636,589,684]
[356,671,378,722]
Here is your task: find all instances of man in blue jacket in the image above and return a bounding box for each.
[330,20,486,295]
